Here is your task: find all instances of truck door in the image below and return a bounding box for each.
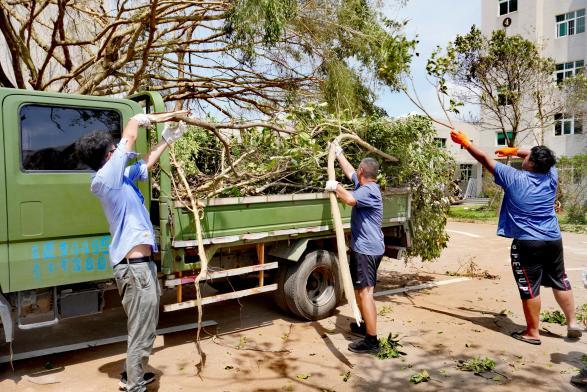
[2,92,145,292]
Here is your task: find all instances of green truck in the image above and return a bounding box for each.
[0,88,411,344]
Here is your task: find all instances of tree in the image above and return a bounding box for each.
[0,0,455,261]
[426,26,564,147]
[0,0,414,117]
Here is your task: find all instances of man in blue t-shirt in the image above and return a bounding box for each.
[450,130,581,346]
[325,143,385,354]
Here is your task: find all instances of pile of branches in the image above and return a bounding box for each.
[166,108,352,199]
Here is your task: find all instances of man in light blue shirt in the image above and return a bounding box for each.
[77,112,187,392]
[325,143,385,355]
[450,130,580,346]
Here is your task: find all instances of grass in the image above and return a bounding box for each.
[448,206,498,223]
[448,206,586,234]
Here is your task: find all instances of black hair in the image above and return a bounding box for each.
[360,157,380,179]
[75,131,114,171]
[529,145,556,174]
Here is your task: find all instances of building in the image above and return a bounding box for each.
[434,121,484,197]
[479,0,586,159]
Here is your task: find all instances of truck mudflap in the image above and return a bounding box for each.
[0,294,13,343]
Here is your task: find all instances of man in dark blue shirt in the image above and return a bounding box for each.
[450,130,581,346]
[325,143,384,354]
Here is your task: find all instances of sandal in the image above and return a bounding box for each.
[511,331,541,345]
[567,326,583,339]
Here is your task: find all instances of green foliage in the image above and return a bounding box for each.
[377,333,406,359]
[223,0,416,116]
[576,304,587,323]
[540,310,566,325]
[322,59,380,118]
[168,104,453,261]
[409,370,430,384]
[457,357,496,373]
[358,116,454,260]
[224,0,297,60]
[558,155,587,225]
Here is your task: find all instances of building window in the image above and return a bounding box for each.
[434,138,446,148]
[20,105,122,171]
[496,131,514,146]
[459,164,473,181]
[499,0,517,16]
[556,9,586,37]
[497,84,517,105]
[555,60,584,84]
[554,113,583,135]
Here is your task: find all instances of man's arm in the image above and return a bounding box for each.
[121,118,142,152]
[465,143,497,174]
[450,130,496,174]
[515,148,530,158]
[141,121,188,170]
[334,184,357,206]
[336,152,356,182]
[143,140,169,170]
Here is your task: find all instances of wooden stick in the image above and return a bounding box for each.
[327,134,398,325]
[257,243,265,287]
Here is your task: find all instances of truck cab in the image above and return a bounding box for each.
[0,88,152,341]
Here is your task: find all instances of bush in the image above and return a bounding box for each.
[566,204,587,225]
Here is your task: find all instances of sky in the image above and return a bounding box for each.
[377,0,481,119]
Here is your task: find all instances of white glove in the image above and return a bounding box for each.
[162,121,187,145]
[335,144,343,158]
[325,180,339,192]
[131,113,151,127]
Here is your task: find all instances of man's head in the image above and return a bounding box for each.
[76,131,115,171]
[357,157,380,184]
[522,145,556,174]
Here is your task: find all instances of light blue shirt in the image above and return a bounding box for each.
[350,172,385,256]
[494,162,561,241]
[90,139,157,266]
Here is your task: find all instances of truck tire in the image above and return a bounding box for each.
[274,264,289,312]
[283,250,342,320]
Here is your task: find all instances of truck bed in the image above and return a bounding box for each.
[171,189,410,248]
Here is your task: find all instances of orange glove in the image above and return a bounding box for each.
[450,129,471,148]
[495,147,518,157]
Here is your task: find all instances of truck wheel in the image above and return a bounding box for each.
[274,264,289,313]
[284,250,342,320]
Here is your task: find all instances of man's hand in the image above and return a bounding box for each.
[334,142,343,157]
[495,147,519,157]
[450,129,471,148]
[162,121,187,145]
[325,180,339,192]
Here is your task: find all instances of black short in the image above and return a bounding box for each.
[510,238,571,300]
[349,250,383,289]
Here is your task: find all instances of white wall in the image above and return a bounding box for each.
[480,0,587,159]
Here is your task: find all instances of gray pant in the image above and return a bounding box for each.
[113,261,160,392]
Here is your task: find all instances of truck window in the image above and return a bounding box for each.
[20,105,122,171]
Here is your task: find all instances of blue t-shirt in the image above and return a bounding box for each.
[91,138,158,266]
[493,162,560,241]
[350,172,385,256]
